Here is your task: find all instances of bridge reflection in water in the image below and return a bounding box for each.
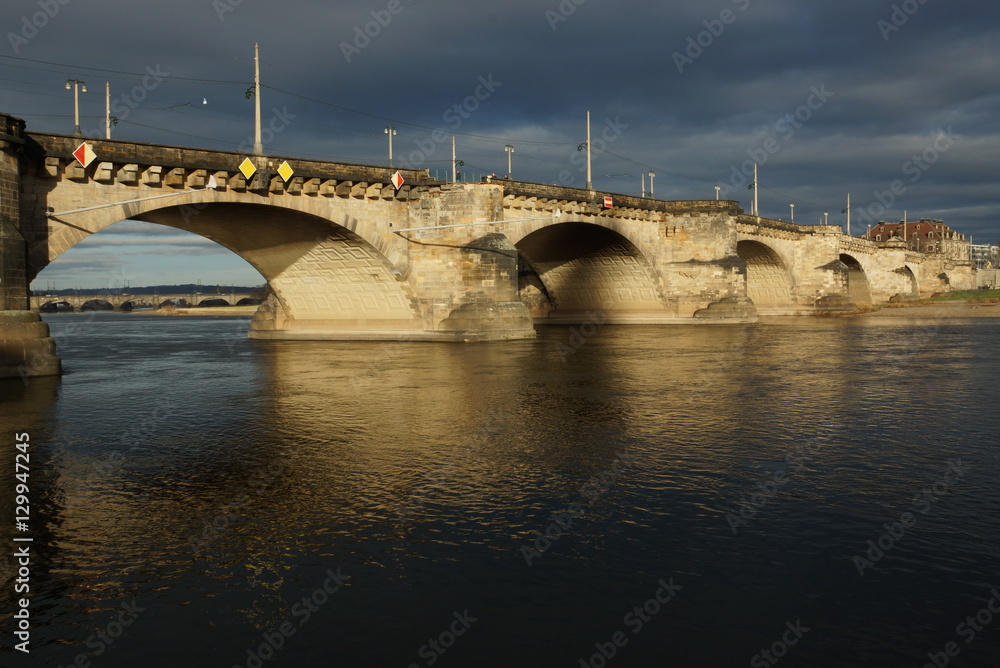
[6,313,996,665]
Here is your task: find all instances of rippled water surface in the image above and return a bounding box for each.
[2,313,999,667]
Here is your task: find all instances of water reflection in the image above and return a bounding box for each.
[2,315,998,667]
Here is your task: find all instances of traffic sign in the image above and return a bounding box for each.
[239,157,257,179]
[277,161,294,182]
[72,142,96,168]
[603,196,613,208]
[391,171,405,190]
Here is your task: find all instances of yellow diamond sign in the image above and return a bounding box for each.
[277,161,294,182]
[239,157,257,179]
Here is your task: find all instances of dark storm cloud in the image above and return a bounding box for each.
[3,0,998,245]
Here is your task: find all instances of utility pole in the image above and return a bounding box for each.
[585,110,593,190]
[65,79,86,136]
[648,171,655,199]
[105,82,111,139]
[504,143,513,178]
[253,43,263,156]
[845,193,851,235]
[384,126,396,166]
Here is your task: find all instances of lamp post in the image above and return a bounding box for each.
[384,126,396,167]
[648,171,655,199]
[65,79,87,136]
[715,185,720,200]
[789,203,794,223]
[504,143,513,178]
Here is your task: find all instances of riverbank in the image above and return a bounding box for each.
[150,305,259,316]
[853,299,1000,318]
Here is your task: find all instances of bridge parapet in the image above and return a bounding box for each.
[25,132,438,199]
[501,179,742,216]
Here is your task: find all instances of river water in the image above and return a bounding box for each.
[1,312,999,667]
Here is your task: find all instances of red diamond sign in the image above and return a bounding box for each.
[391,171,405,190]
[603,196,613,208]
[72,142,96,168]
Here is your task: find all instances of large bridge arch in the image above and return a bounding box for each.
[41,198,421,330]
[511,221,668,322]
[736,240,795,313]
[839,253,873,304]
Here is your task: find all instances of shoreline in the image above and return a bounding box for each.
[844,299,1000,319]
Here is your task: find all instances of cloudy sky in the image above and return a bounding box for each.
[4,0,998,289]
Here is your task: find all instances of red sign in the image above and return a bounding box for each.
[72,142,96,168]
[603,196,613,208]
[391,171,405,190]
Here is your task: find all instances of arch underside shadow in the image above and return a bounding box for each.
[120,203,421,334]
[839,254,873,304]
[736,240,797,314]
[516,222,670,323]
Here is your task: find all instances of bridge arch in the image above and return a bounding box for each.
[41,199,421,329]
[80,299,114,312]
[39,300,74,313]
[512,222,667,321]
[839,254,872,304]
[736,240,794,312]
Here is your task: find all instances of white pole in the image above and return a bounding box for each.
[505,144,513,177]
[105,82,111,139]
[903,210,907,241]
[753,162,758,216]
[641,174,645,198]
[253,43,263,156]
[846,193,851,236]
[715,185,720,200]
[585,110,593,190]
[649,171,655,199]
[452,136,457,182]
[790,203,794,223]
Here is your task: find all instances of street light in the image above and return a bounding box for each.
[648,171,655,199]
[715,185,720,200]
[65,79,87,136]
[504,144,513,178]
[789,203,794,223]
[384,126,396,167]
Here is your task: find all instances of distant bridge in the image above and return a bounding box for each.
[29,293,260,312]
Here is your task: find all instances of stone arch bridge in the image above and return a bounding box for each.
[0,113,974,350]
[30,292,259,311]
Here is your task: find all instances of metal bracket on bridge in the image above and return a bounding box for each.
[46,176,219,218]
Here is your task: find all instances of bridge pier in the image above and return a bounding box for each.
[1,113,60,378]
